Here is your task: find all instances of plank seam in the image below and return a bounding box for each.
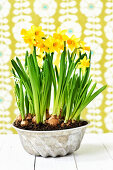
[73,153,78,170]
[34,156,36,170]
[103,143,113,161]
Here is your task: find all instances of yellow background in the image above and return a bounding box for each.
[0,0,113,133]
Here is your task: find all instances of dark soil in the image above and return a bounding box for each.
[13,119,88,131]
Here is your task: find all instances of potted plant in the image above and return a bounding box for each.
[11,25,106,157]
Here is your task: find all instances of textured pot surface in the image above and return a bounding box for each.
[13,122,88,157]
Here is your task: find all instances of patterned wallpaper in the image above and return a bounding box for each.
[0,0,113,134]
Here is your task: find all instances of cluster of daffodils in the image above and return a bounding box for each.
[21,25,90,69]
[21,25,90,52]
[11,25,106,126]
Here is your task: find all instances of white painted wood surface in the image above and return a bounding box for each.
[75,134,113,170]
[0,135,34,170]
[0,134,113,170]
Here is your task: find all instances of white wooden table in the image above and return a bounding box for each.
[0,134,113,170]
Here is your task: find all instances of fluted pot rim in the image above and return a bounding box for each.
[12,119,89,133]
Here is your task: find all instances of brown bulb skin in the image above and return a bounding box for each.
[26,113,32,120]
[21,120,28,127]
[16,115,22,122]
[47,115,59,126]
[32,116,36,123]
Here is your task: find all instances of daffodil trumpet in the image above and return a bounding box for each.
[11,25,107,127]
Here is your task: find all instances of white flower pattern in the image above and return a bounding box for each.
[0,45,11,65]
[0,0,11,18]
[60,21,82,38]
[34,0,57,17]
[104,21,113,41]
[0,90,12,110]
[80,0,103,17]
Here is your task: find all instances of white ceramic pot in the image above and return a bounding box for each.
[13,122,88,157]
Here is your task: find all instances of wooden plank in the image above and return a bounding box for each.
[0,135,34,170]
[1,134,113,170]
[99,133,113,160]
[36,154,77,170]
[74,134,113,170]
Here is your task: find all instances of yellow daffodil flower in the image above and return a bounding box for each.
[36,39,49,53]
[79,41,90,52]
[78,56,90,69]
[78,56,90,74]
[67,35,80,51]
[79,41,85,48]
[53,27,68,41]
[21,25,91,55]
[77,56,90,75]
[21,25,45,47]
[31,25,44,36]
[21,28,34,46]
[44,36,63,53]
[84,46,90,51]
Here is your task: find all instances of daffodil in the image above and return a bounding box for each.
[78,56,90,75]
[79,41,90,52]
[36,39,48,53]
[21,25,45,47]
[67,35,80,51]
[53,28,68,41]
[79,41,85,48]
[78,56,90,74]
[30,25,44,40]
[44,36,63,53]
[21,29,34,46]
[84,46,90,51]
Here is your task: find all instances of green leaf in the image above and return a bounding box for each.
[25,90,29,115]
[15,83,20,112]
[48,53,56,100]
[33,47,41,93]
[27,54,40,123]
[73,85,107,120]
[55,65,59,83]
[25,51,28,70]
[20,80,25,120]
[11,59,33,101]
